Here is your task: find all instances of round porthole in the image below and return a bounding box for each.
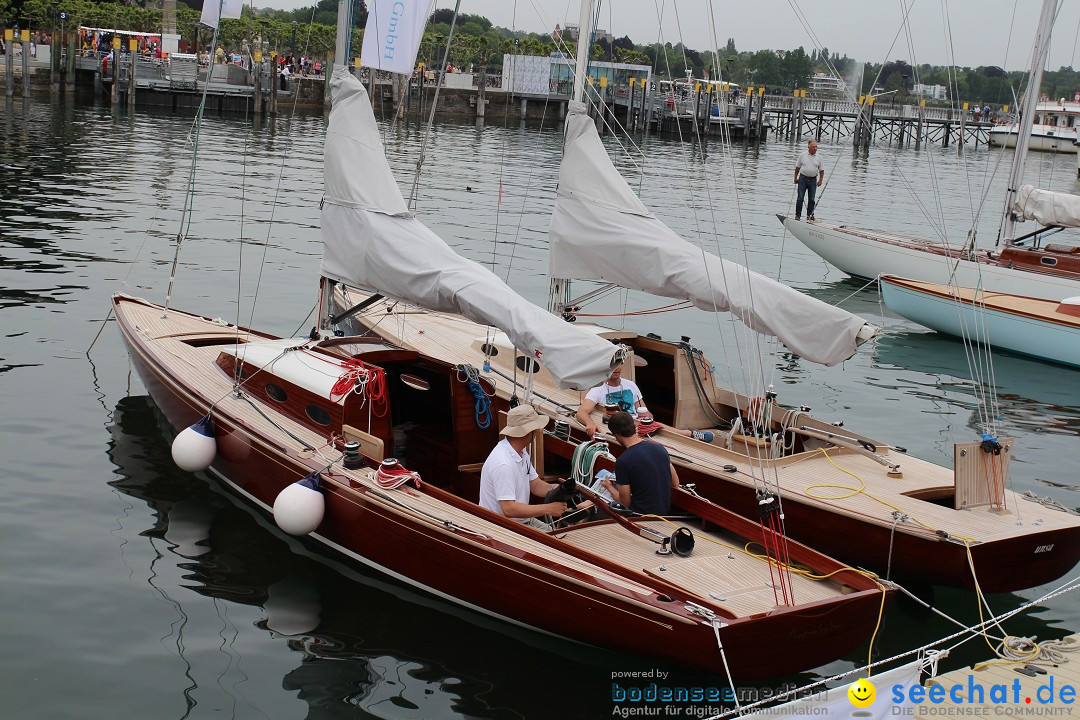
[480,343,500,357]
[515,355,540,374]
[306,404,332,426]
[1040,256,1058,266]
[265,383,288,402]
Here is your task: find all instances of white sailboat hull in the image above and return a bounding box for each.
[880,277,1080,367]
[988,125,1077,153]
[780,216,1080,301]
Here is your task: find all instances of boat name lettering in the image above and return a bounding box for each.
[1034,544,1054,554]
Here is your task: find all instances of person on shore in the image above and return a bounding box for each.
[479,405,567,529]
[599,412,680,515]
[793,139,824,221]
[575,362,714,443]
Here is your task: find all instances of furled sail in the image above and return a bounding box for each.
[549,101,871,367]
[1014,185,1080,228]
[320,70,620,389]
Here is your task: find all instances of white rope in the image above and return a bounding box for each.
[706,574,1080,719]
[1021,490,1080,515]
[712,619,744,714]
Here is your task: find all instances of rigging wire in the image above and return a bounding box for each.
[162,13,225,314]
[407,0,463,210]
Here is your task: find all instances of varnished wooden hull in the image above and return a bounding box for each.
[543,429,1079,594]
[113,294,887,681]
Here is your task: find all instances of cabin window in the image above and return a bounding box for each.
[265,383,288,402]
[480,343,500,357]
[1040,256,1058,266]
[306,404,333,426]
[1047,115,1057,126]
[515,355,540,374]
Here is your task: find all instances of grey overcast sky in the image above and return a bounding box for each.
[259,0,1080,72]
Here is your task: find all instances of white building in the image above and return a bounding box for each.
[501,53,651,96]
[806,72,848,96]
[913,83,948,100]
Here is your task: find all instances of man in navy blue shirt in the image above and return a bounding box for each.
[600,412,681,515]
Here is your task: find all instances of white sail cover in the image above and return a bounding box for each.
[320,70,619,389]
[1015,184,1080,228]
[549,102,868,367]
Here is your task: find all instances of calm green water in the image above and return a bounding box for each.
[1,93,1078,720]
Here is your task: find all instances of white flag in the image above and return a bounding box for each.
[201,0,244,29]
[361,0,434,75]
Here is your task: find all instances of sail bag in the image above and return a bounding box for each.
[549,101,868,367]
[320,71,619,389]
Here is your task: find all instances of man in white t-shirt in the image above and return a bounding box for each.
[575,363,713,443]
[793,140,824,221]
[479,404,567,528]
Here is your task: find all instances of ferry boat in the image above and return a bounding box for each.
[989,98,1080,153]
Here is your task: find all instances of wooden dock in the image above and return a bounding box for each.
[914,634,1079,718]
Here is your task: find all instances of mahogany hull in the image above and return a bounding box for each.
[114,298,886,681]
[549,432,1079,594]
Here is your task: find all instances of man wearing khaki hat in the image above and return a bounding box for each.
[479,405,567,527]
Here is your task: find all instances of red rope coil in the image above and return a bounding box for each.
[375,460,422,489]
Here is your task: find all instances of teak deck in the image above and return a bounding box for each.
[343,296,1077,546]
[116,297,853,620]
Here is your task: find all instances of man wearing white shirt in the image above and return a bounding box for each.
[793,140,824,221]
[575,362,713,443]
[479,405,567,528]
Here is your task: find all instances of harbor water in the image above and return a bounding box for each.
[1,94,1078,719]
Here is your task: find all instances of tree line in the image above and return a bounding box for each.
[2,0,1076,103]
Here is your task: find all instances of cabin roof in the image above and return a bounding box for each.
[222,339,351,403]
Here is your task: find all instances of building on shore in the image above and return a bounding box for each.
[913,83,948,100]
[501,53,651,96]
[806,72,848,97]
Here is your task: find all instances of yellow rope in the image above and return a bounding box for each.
[807,449,949,536]
[637,514,877,583]
[639,514,889,675]
[964,539,1042,670]
[867,580,889,677]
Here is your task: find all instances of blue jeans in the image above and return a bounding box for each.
[796,175,818,218]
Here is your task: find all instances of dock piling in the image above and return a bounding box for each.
[4,29,12,97]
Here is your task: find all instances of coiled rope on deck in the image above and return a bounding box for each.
[571,440,615,486]
[456,364,493,429]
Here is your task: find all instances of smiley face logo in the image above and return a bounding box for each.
[848,678,876,708]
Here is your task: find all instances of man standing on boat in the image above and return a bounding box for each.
[793,140,824,221]
[600,412,680,515]
[575,362,713,443]
[480,405,567,527]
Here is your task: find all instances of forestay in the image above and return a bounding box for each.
[549,101,869,367]
[1014,185,1080,228]
[320,70,620,390]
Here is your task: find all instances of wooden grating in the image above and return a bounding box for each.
[558,521,843,617]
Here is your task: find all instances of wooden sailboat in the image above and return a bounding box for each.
[781,0,1080,302]
[113,2,888,681]
[880,275,1080,368]
[331,1,1080,595]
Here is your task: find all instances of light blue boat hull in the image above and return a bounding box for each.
[881,280,1080,368]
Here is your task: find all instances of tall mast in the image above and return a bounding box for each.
[571,0,597,103]
[334,0,354,69]
[549,0,598,314]
[1002,0,1056,245]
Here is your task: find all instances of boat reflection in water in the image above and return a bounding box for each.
[873,330,1080,440]
[105,395,629,718]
